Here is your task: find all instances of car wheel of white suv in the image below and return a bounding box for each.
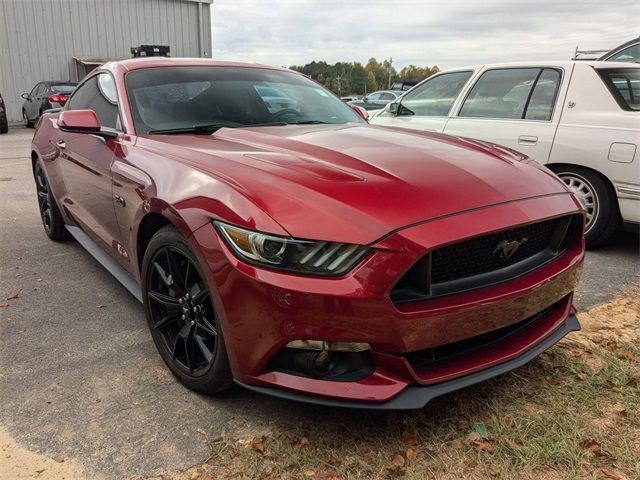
[552,166,620,247]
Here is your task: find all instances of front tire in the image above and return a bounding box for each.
[142,225,233,394]
[23,110,34,128]
[33,159,69,241]
[551,166,620,247]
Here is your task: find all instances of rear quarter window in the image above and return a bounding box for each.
[598,68,640,111]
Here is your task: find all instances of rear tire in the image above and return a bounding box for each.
[551,165,620,247]
[142,225,233,395]
[33,159,69,241]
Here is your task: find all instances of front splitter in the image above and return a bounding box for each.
[235,315,580,410]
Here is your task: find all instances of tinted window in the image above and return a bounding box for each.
[51,84,76,93]
[599,69,640,111]
[67,74,120,129]
[607,43,640,63]
[366,93,382,101]
[30,84,41,97]
[524,69,561,121]
[125,66,362,134]
[399,71,472,116]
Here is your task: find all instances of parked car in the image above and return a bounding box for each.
[600,37,640,63]
[21,81,77,127]
[0,92,8,134]
[372,61,639,247]
[31,58,584,409]
[349,90,402,111]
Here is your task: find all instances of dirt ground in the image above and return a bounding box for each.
[2,287,638,480]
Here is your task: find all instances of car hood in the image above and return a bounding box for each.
[139,124,569,244]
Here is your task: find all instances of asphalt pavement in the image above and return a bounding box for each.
[1,127,638,479]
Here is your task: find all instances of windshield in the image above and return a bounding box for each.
[125,66,364,134]
[50,84,76,93]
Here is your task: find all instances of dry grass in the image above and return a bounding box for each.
[157,287,640,480]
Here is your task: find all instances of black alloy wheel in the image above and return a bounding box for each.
[35,162,52,233]
[34,159,68,240]
[147,245,217,376]
[142,225,233,394]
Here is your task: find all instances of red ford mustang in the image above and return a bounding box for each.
[31,58,585,409]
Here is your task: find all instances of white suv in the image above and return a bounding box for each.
[371,61,639,247]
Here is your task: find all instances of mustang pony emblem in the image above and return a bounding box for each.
[493,238,528,260]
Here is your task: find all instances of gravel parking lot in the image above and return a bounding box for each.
[1,127,638,479]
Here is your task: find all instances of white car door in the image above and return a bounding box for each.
[444,66,572,163]
[371,70,475,132]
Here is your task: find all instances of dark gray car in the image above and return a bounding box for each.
[0,92,8,134]
[21,81,77,127]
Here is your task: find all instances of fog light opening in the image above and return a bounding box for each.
[292,349,334,378]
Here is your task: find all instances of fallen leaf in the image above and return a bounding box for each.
[578,439,612,458]
[250,437,265,454]
[35,469,45,475]
[391,452,405,467]
[296,436,309,448]
[505,438,523,450]
[6,293,20,300]
[405,448,417,462]
[0,303,9,308]
[52,457,64,463]
[488,465,499,477]
[402,424,418,446]
[474,441,496,454]
[304,471,316,477]
[618,350,636,361]
[600,467,629,480]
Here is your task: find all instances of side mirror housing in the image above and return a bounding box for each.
[350,104,369,122]
[57,110,118,139]
[21,93,30,100]
[385,102,399,116]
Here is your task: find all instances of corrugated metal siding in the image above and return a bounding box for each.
[0,0,212,122]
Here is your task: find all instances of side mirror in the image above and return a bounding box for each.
[58,110,118,139]
[385,102,399,116]
[350,104,369,121]
[21,93,30,100]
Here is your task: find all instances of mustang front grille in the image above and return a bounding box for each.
[391,214,581,303]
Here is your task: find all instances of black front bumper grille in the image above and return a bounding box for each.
[391,214,581,303]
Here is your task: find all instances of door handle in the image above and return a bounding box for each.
[518,135,538,146]
[56,140,66,149]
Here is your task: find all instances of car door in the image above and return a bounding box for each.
[55,72,125,260]
[371,70,474,132]
[376,92,396,106]
[444,66,569,163]
[25,83,42,119]
[36,84,51,116]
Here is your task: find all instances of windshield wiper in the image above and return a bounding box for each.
[148,123,233,135]
[294,120,331,124]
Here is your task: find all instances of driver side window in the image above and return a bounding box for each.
[399,71,472,117]
[66,73,121,130]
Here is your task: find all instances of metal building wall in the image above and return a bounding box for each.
[0,0,212,122]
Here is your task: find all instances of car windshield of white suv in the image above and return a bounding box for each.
[600,69,640,111]
[125,66,363,134]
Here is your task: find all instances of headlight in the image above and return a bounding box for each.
[214,221,369,276]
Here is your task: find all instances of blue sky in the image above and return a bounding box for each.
[210,0,637,69]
